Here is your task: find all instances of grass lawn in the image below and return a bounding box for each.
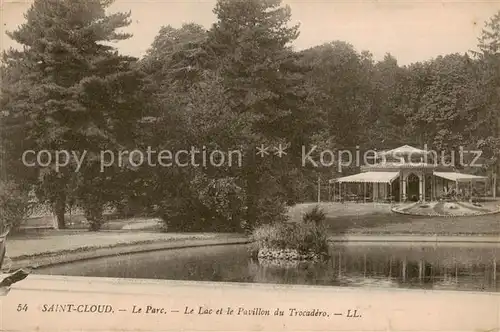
[290,202,500,236]
[343,213,500,236]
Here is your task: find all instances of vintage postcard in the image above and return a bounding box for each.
[0,0,499,331]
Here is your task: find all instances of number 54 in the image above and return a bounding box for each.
[17,304,28,312]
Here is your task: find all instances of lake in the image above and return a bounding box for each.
[36,243,500,292]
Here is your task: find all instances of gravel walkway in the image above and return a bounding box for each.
[4,231,245,260]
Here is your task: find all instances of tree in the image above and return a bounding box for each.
[405,54,478,151]
[369,53,409,147]
[138,1,321,232]
[2,0,147,230]
[473,11,500,196]
[207,0,319,229]
[300,42,375,150]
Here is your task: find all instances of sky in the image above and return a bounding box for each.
[1,0,500,65]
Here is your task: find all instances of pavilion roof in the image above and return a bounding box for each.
[433,172,488,182]
[329,171,399,184]
[361,161,437,170]
[379,145,430,156]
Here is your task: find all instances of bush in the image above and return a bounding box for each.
[302,205,326,225]
[83,201,105,231]
[0,181,32,232]
[157,174,246,233]
[251,221,329,255]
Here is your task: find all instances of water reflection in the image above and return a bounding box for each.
[36,244,500,292]
[249,245,499,292]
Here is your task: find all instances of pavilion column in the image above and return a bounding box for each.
[391,181,395,202]
[388,257,393,280]
[402,258,407,282]
[401,175,406,202]
[364,182,367,203]
[419,174,424,202]
[338,252,342,278]
[418,260,424,282]
[399,172,406,202]
[423,174,426,202]
[363,254,367,277]
[494,258,497,282]
[431,175,435,201]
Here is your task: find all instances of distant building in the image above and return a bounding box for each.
[329,145,488,202]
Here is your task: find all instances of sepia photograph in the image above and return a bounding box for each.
[0,0,499,331]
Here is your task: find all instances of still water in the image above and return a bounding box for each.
[36,244,500,292]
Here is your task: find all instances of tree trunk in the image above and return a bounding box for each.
[245,148,258,231]
[493,170,497,199]
[86,206,104,231]
[87,213,103,231]
[246,175,257,224]
[496,110,500,198]
[53,194,66,229]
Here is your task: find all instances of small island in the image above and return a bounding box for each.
[250,206,329,262]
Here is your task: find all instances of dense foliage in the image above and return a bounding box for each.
[0,181,32,231]
[1,0,499,231]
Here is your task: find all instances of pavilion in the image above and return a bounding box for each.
[329,145,489,202]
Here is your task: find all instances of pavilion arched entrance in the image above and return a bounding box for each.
[406,173,420,202]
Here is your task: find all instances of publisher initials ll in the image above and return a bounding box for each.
[347,309,361,318]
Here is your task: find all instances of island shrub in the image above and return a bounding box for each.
[251,219,328,258]
[302,205,326,225]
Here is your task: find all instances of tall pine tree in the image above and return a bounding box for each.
[207,0,318,228]
[2,0,147,229]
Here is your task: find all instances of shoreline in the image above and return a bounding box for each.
[329,234,500,243]
[4,233,500,271]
